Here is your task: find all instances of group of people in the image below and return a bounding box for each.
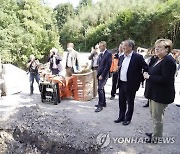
[27,38,177,143]
[90,39,177,143]
[27,43,80,95]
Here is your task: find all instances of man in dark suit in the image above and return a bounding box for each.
[95,41,112,112]
[114,39,148,125]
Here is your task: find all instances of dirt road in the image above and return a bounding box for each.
[0,53,180,154]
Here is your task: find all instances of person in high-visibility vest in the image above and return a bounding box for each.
[110,42,124,100]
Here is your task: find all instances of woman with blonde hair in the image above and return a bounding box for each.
[48,48,62,75]
[144,39,176,143]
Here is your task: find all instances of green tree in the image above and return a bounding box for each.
[58,0,180,51]
[54,3,74,30]
[0,0,62,68]
[76,0,92,13]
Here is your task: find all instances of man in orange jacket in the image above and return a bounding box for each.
[110,42,124,100]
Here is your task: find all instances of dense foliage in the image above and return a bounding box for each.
[57,0,180,51]
[0,0,62,68]
[1,0,179,68]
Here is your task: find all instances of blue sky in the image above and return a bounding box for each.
[45,0,99,8]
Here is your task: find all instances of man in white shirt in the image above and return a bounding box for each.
[120,51,133,81]
[114,39,148,125]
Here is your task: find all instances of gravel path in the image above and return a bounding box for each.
[0,53,180,154]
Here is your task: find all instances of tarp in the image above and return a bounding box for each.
[3,64,29,95]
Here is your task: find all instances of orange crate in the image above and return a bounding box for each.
[72,72,94,101]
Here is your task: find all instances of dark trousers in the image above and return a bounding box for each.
[98,77,108,107]
[118,81,136,121]
[178,64,180,70]
[30,73,40,94]
[111,72,119,97]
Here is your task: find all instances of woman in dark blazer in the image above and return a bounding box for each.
[143,47,158,107]
[144,39,176,142]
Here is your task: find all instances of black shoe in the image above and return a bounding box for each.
[110,96,115,100]
[29,92,33,96]
[145,136,158,144]
[95,104,106,107]
[143,103,149,107]
[103,104,106,107]
[122,121,131,125]
[146,137,152,143]
[114,118,124,123]
[176,104,180,107]
[145,133,153,137]
[95,107,103,112]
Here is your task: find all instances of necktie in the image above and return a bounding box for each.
[66,52,69,68]
[98,53,103,66]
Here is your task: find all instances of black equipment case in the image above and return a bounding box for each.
[39,81,61,105]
